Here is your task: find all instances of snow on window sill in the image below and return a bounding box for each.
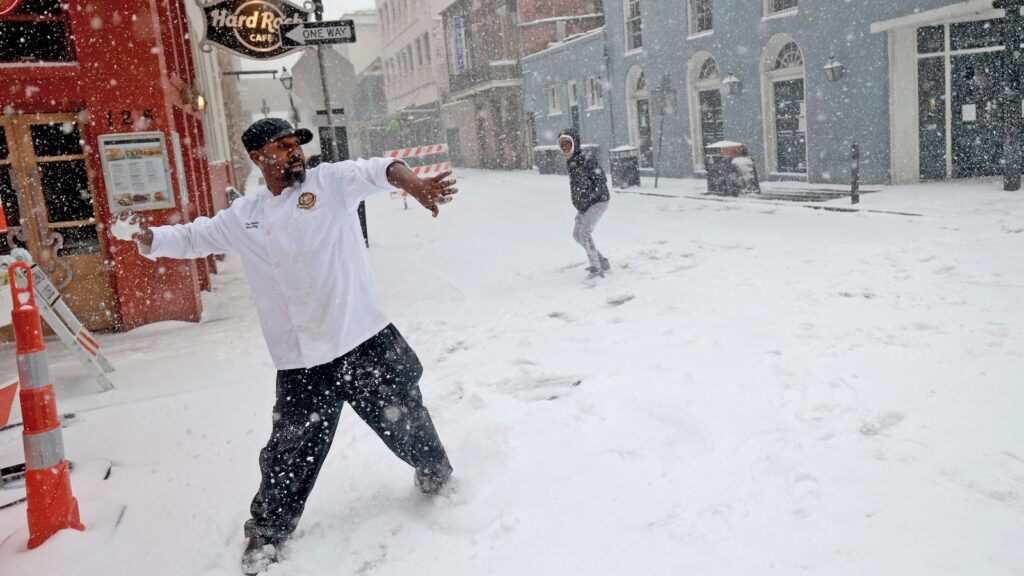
[687,30,714,41]
[548,111,563,117]
[586,105,604,111]
[624,48,644,57]
[762,8,798,21]
[0,61,79,69]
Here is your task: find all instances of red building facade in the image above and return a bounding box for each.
[0,0,230,332]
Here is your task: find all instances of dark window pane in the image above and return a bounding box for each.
[31,123,83,157]
[39,160,93,223]
[0,126,7,160]
[773,0,797,12]
[951,19,1003,51]
[918,26,944,54]
[12,0,63,16]
[0,166,22,226]
[55,225,100,256]
[0,21,73,63]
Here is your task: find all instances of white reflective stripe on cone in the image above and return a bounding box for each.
[16,350,50,391]
[23,427,66,470]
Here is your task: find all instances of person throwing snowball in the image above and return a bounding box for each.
[112,118,457,575]
[558,128,610,279]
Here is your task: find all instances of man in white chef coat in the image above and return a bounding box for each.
[116,118,457,574]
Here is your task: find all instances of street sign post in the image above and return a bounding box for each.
[282,20,356,47]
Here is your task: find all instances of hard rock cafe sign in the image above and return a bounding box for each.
[198,0,310,59]
[0,0,21,17]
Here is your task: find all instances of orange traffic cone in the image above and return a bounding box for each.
[9,261,84,548]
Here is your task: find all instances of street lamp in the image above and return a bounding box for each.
[279,67,300,126]
[823,55,845,82]
[722,73,741,95]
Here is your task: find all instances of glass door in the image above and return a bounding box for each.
[951,51,1003,178]
[699,89,724,155]
[773,78,807,173]
[636,98,653,167]
[0,113,117,331]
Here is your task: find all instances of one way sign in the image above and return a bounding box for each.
[282,20,357,46]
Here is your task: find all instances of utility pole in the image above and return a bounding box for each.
[996,0,1024,191]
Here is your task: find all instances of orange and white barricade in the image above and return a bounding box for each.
[9,261,84,548]
[383,143,452,207]
[383,143,447,160]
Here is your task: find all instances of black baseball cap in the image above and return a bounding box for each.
[242,118,313,153]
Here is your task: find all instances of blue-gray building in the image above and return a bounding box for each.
[524,0,1013,185]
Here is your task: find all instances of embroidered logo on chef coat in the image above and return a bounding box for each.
[297,192,317,210]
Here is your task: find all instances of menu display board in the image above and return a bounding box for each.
[98,132,176,212]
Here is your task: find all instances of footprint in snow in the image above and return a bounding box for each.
[494,375,583,402]
[859,411,905,436]
[789,472,821,518]
[607,294,635,307]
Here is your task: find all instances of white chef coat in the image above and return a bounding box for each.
[144,157,402,370]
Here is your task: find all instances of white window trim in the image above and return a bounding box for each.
[568,79,579,107]
[762,0,798,19]
[626,65,651,166]
[759,34,807,176]
[586,75,604,110]
[687,51,722,171]
[548,85,562,116]
[624,0,643,52]
[688,0,714,37]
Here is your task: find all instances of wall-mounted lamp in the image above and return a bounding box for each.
[180,85,207,111]
[824,55,845,82]
[722,73,741,95]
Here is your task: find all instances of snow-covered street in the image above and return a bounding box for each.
[0,169,1022,575]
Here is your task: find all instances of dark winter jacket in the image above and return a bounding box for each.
[560,128,610,213]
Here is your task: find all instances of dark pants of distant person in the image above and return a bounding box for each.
[244,324,452,539]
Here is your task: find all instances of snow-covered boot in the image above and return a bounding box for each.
[585,265,604,279]
[242,535,285,575]
[599,257,610,272]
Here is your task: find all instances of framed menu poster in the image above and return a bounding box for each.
[98,132,176,212]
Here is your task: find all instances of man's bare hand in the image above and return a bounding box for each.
[387,162,458,217]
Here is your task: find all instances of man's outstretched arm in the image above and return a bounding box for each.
[386,162,458,218]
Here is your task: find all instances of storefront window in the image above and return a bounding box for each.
[917,26,944,54]
[951,20,1003,51]
[31,123,83,157]
[0,0,75,63]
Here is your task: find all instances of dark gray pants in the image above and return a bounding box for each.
[244,324,451,539]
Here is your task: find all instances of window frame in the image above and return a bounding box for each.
[586,75,604,109]
[763,0,798,18]
[0,0,77,64]
[688,0,713,36]
[624,0,643,52]
[548,85,562,116]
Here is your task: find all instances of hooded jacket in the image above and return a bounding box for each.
[559,128,610,213]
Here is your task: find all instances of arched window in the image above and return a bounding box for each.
[773,42,804,71]
[687,53,723,171]
[760,35,807,175]
[626,66,654,167]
